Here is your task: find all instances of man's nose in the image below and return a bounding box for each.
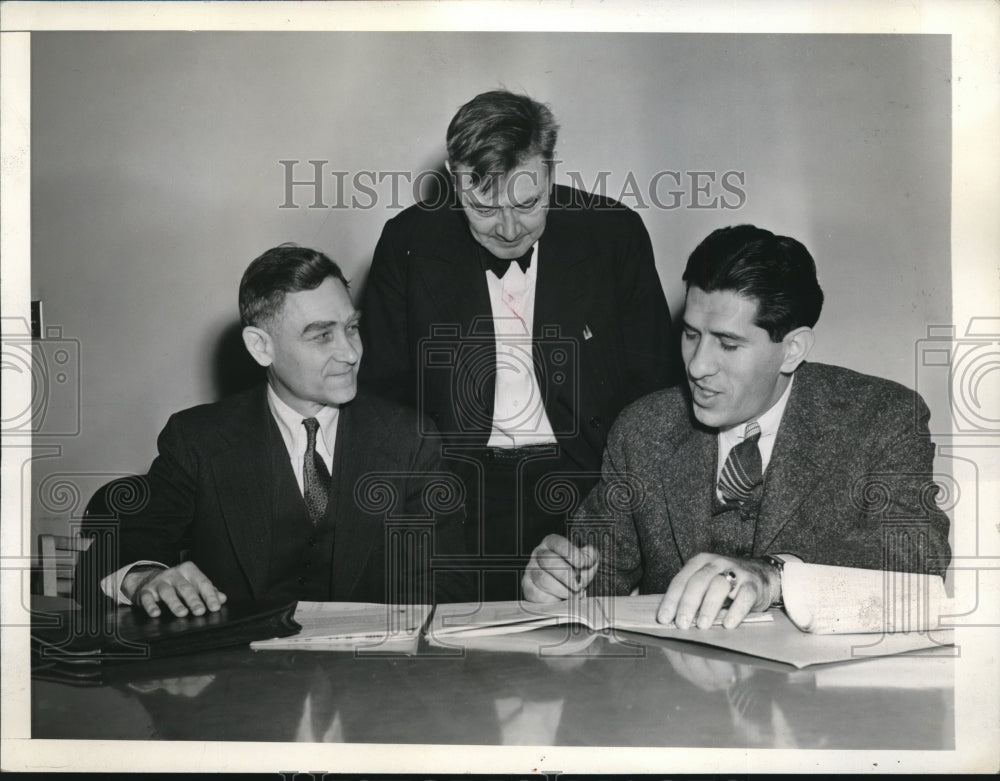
[496,208,519,240]
[686,340,716,379]
[332,333,360,364]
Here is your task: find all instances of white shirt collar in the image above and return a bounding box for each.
[720,373,795,442]
[716,373,795,479]
[266,384,339,462]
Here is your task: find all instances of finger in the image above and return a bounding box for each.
[193,575,223,612]
[527,562,576,601]
[578,552,600,590]
[722,581,762,629]
[138,588,162,618]
[568,542,599,571]
[696,572,734,629]
[156,584,190,617]
[546,534,599,572]
[657,554,714,625]
[535,548,586,593]
[673,564,720,629]
[174,578,208,616]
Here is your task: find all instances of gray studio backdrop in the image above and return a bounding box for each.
[29,32,950,542]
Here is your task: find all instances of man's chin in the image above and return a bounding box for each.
[483,239,531,259]
[691,404,722,429]
[324,385,358,406]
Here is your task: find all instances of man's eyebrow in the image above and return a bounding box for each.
[711,329,748,343]
[301,312,360,334]
[510,194,541,208]
[681,319,748,342]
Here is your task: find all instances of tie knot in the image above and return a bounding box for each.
[303,417,320,444]
[743,420,761,441]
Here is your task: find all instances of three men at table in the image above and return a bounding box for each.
[81,88,950,624]
[523,224,951,628]
[360,90,675,600]
[77,245,471,616]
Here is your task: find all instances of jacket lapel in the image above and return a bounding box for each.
[412,220,497,426]
[532,205,594,341]
[755,365,837,553]
[328,400,381,598]
[531,203,596,413]
[661,419,717,564]
[210,385,275,599]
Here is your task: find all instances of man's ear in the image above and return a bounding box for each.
[780,326,815,373]
[242,326,274,368]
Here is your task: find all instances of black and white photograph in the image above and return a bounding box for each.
[1,0,997,775]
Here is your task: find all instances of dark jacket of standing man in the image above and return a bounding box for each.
[76,245,472,617]
[360,90,675,600]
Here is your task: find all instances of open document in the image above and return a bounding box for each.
[429,593,772,641]
[251,602,432,654]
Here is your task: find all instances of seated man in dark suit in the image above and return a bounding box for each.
[523,224,951,628]
[77,245,471,616]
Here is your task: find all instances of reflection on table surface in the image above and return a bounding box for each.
[32,612,953,748]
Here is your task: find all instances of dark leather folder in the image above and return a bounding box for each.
[31,600,300,665]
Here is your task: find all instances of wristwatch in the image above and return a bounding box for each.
[759,554,785,608]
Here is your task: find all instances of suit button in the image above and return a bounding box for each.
[304,561,311,570]
[589,416,602,428]
[297,577,306,585]
[308,537,317,547]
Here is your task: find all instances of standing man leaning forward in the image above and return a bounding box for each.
[361,90,675,600]
[77,245,471,616]
[523,224,951,627]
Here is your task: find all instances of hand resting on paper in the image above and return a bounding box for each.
[522,534,600,602]
[123,561,227,618]
[656,552,779,630]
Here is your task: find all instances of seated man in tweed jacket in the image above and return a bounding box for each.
[522,224,951,629]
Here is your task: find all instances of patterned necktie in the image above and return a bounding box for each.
[718,420,763,504]
[480,246,534,278]
[302,417,330,524]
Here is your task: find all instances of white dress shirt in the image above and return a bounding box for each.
[99,384,340,603]
[266,384,338,493]
[484,243,558,448]
[715,374,795,499]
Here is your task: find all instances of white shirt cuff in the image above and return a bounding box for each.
[99,560,167,604]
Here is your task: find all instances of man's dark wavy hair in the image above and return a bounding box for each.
[446,89,559,194]
[239,243,349,330]
[682,224,824,342]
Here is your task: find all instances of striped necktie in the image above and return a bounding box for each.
[718,420,763,504]
[302,417,330,524]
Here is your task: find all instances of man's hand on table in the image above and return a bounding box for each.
[522,534,600,602]
[657,552,779,630]
[122,561,227,618]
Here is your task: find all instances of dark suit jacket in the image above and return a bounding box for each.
[75,386,472,606]
[359,184,676,472]
[576,362,952,595]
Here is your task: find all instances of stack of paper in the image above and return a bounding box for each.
[250,602,432,655]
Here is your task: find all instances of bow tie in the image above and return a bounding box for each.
[480,246,534,279]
